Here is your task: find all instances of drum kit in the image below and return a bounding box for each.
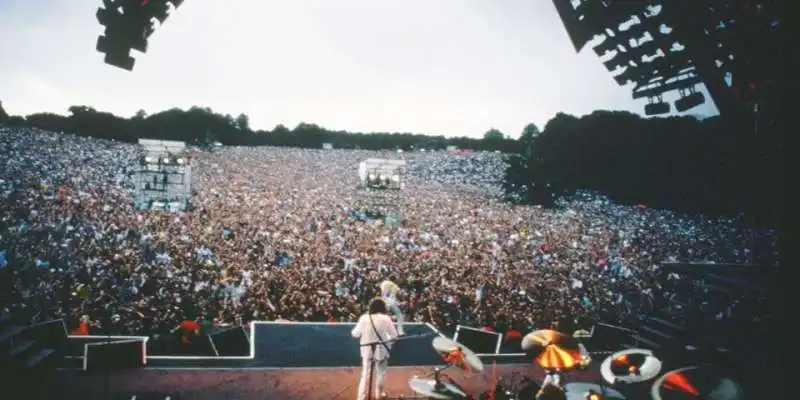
[407,329,744,400]
[407,329,592,399]
[407,337,483,399]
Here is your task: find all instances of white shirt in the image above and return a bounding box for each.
[380,280,400,300]
[351,313,397,360]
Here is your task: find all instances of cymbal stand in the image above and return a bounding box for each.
[503,371,523,398]
[425,364,454,389]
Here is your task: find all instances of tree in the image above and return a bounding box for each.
[502,110,772,220]
[234,113,250,131]
[483,128,504,140]
[272,124,290,135]
[0,101,8,123]
[519,123,541,158]
[520,123,540,140]
[68,105,96,116]
[13,104,518,151]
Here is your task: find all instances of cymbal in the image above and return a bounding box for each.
[408,377,468,399]
[432,336,484,373]
[651,366,745,400]
[573,329,592,339]
[521,329,582,370]
[600,348,662,385]
[563,383,626,400]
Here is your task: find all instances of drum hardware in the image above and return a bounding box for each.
[651,366,745,400]
[408,365,470,399]
[478,372,529,400]
[432,336,485,372]
[600,348,663,385]
[409,336,487,399]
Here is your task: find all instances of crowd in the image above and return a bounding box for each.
[0,127,778,341]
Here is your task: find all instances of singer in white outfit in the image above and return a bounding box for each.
[352,298,398,400]
[379,279,405,336]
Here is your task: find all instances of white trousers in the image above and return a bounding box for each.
[543,372,561,387]
[384,298,405,335]
[357,357,388,400]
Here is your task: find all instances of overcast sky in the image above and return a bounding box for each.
[0,0,718,137]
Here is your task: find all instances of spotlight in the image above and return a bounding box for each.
[162,157,170,164]
[379,175,386,181]
[644,101,671,116]
[144,156,154,164]
[391,175,400,182]
[368,173,376,181]
[675,91,706,112]
[176,158,185,165]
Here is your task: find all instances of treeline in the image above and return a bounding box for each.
[0,105,520,152]
[504,110,776,221]
[0,103,773,219]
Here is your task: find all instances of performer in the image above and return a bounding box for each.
[542,368,562,387]
[379,278,406,336]
[352,297,398,400]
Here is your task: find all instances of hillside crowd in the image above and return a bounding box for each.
[0,127,777,340]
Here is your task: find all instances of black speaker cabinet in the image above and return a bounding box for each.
[83,339,146,372]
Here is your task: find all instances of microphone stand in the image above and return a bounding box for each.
[360,332,432,400]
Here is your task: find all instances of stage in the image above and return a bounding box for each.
[52,322,604,399]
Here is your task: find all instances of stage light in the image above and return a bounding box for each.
[379,175,386,181]
[144,156,154,164]
[176,157,185,165]
[675,91,706,112]
[644,101,671,116]
[392,175,400,182]
[162,157,170,164]
[368,173,376,181]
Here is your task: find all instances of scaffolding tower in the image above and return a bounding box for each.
[355,158,406,214]
[133,139,192,211]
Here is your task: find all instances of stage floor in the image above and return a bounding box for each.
[52,363,603,399]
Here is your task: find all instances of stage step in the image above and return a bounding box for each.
[9,340,36,358]
[640,325,677,342]
[0,325,25,344]
[25,348,55,368]
[0,312,11,327]
[649,316,685,331]
[629,335,662,350]
[692,282,731,295]
[707,273,765,294]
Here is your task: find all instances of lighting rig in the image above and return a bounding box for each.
[139,154,187,166]
[366,171,401,190]
[552,0,779,117]
[95,0,185,70]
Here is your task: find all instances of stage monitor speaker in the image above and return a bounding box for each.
[209,326,250,356]
[83,339,146,372]
[453,325,501,355]
[25,319,69,352]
